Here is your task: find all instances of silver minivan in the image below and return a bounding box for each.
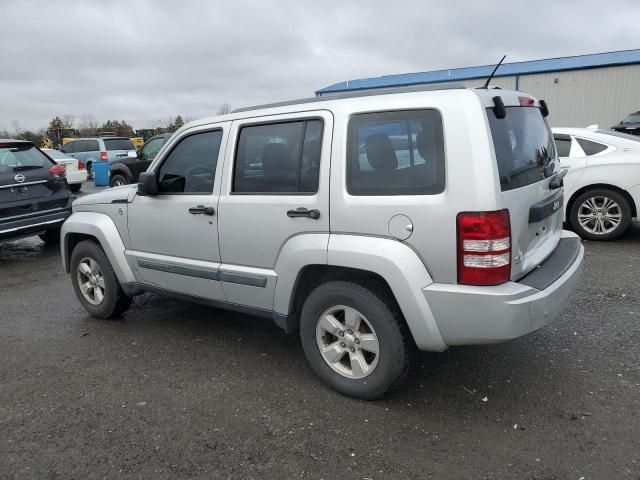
[61,85,584,399]
[60,137,136,178]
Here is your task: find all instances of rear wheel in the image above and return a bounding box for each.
[69,183,82,192]
[70,240,132,318]
[86,162,93,180]
[110,173,129,187]
[39,228,61,244]
[570,188,631,241]
[300,280,412,400]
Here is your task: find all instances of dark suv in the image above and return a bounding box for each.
[0,140,72,243]
[109,133,172,187]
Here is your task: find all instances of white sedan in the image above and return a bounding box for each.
[552,128,640,240]
[42,148,88,193]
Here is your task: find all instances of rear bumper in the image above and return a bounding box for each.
[0,204,72,241]
[66,170,88,185]
[423,231,584,346]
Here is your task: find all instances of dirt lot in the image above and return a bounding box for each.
[1,203,639,479]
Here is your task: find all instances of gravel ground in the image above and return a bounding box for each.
[0,193,639,479]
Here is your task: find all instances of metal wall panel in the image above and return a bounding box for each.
[518,65,640,128]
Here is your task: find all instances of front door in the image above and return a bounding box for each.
[216,111,332,310]
[127,123,229,300]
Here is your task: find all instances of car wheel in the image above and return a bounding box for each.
[69,184,82,193]
[570,189,631,241]
[86,162,93,180]
[300,280,412,400]
[70,240,132,318]
[39,228,61,244]
[110,174,129,187]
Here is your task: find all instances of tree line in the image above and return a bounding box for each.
[1,103,232,145]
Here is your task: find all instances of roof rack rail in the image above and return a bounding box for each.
[233,83,466,113]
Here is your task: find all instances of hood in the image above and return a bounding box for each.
[73,184,137,207]
[612,122,640,130]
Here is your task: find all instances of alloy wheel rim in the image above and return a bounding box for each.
[577,196,622,235]
[113,178,125,186]
[76,257,105,305]
[315,305,380,379]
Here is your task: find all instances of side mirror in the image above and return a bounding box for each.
[138,171,158,196]
[127,150,138,158]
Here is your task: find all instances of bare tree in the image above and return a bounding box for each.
[11,120,23,136]
[217,103,232,115]
[62,114,75,128]
[78,114,99,136]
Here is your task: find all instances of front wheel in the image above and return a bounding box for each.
[570,189,631,241]
[70,240,132,318]
[110,173,129,187]
[300,280,412,400]
[69,183,82,193]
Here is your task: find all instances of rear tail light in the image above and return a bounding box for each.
[457,209,511,286]
[49,163,66,178]
[78,160,86,170]
[100,151,108,161]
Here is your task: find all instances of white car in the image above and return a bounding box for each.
[42,148,88,192]
[552,128,640,240]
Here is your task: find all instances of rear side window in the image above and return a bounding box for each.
[233,120,323,194]
[104,138,135,151]
[576,138,607,156]
[73,140,88,152]
[0,144,52,173]
[60,141,75,154]
[488,107,557,191]
[553,134,572,157]
[85,140,99,152]
[347,110,445,195]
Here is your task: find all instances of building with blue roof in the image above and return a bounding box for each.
[317,49,640,128]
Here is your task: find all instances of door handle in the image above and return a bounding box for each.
[189,205,215,216]
[287,207,320,219]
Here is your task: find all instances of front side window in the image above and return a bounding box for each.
[157,130,222,194]
[347,110,445,195]
[140,137,165,161]
[621,112,640,124]
[488,107,557,192]
[60,142,75,154]
[576,138,607,156]
[233,120,323,194]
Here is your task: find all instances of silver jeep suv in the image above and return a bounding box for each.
[61,85,584,399]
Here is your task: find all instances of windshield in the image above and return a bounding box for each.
[487,107,557,192]
[621,113,640,124]
[104,138,135,151]
[0,144,52,174]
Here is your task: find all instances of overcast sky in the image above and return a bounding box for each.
[1,0,638,131]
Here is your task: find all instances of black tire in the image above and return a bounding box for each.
[69,183,82,193]
[109,173,130,188]
[70,240,132,319]
[300,280,412,400]
[39,228,61,244]
[86,162,93,180]
[569,188,631,241]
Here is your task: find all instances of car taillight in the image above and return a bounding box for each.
[78,160,86,170]
[457,209,511,286]
[100,151,108,161]
[49,163,66,177]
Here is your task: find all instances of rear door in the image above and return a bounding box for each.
[104,138,136,162]
[487,104,564,279]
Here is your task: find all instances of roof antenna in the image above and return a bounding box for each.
[482,55,507,89]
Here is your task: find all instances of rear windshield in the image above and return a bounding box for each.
[0,144,52,174]
[104,138,135,151]
[487,107,557,192]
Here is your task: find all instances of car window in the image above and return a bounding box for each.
[553,134,572,157]
[43,149,69,160]
[60,141,75,154]
[85,140,99,152]
[596,129,640,142]
[140,137,165,161]
[73,140,88,152]
[347,110,445,195]
[233,120,322,194]
[576,138,608,156]
[104,138,135,151]
[157,130,222,194]
[0,144,52,173]
[622,112,640,124]
[487,107,557,192]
